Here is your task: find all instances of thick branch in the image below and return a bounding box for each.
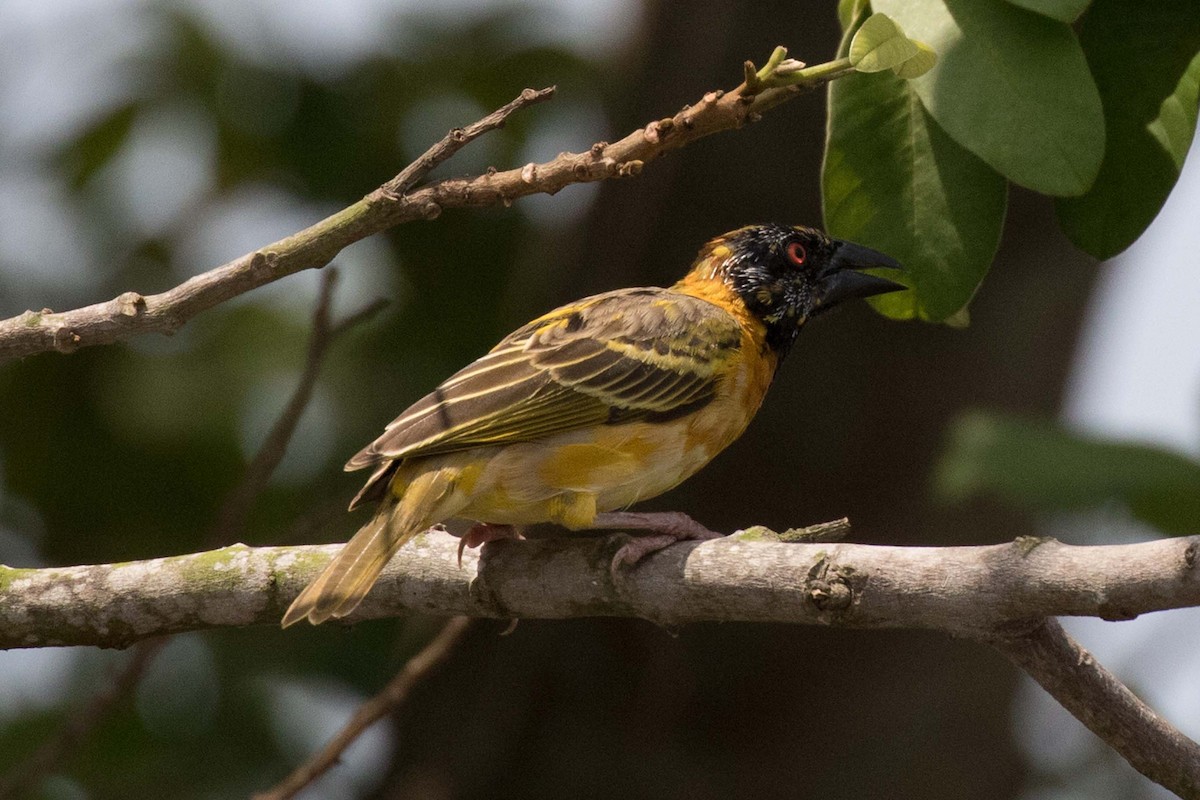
[3,531,1197,649]
[985,619,1200,798]
[0,70,818,363]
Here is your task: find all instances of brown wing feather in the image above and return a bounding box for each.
[346,288,743,483]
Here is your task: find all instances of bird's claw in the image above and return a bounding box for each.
[457,523,523,567]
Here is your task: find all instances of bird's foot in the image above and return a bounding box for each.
[458,523,523,567]
[586,511,723,575]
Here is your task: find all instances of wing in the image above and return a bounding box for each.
[346,288,744,478]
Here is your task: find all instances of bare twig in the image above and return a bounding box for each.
[211,270,385,543]
[253,616,473,800]
[0,638,167,799]
[381,87,554,197]
[0,277,381,796]
[985,619,1200,799]
[0,49,841,363]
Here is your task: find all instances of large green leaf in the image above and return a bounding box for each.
[824,58,1006,320]
[1002,0,1091,23]
[1056,0,1200,259]
[874,0,1104,197]
[937,413,1200,535]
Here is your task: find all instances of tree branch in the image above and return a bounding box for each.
[4,531,1199,796]
[0,54,828,363]
[252,617,473,800]
[984,619,1200,799]
[3,530,1197,649]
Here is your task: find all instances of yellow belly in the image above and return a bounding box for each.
[395,340,776,529]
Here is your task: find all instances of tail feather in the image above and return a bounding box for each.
[282,465,465,627]
[281,505,408,627]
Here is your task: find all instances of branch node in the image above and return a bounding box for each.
[52,326,80,353]
[809,578,853,611]
[419,201,442,220]
[804,553,856,614]
[520,162,538,184]
[590,142,607,157]
[617,160,644,177]
[644,121,661,144]
[742,60,760,93]
[1185,541,1197,570]
[449,127,468,143]
[1014,535,1056,557]
[115,292,146,318]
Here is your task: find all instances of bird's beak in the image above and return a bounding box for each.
[816,240,906,308]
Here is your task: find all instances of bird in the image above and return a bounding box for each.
[282,223,903,627]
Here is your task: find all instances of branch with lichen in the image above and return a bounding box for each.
[5,529,1200,796]
[4,529,1197,649]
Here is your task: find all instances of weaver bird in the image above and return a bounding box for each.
[282,224,902,627]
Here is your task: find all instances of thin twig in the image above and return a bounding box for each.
[380,87,555,197]
[0,49,842,363]
[0,277,381,796]
[984,619,1200,799]
[0,638,167,799]
[253,616,474,800]
[211,269,385,544]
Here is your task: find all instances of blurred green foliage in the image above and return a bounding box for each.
[937,412,1200,535]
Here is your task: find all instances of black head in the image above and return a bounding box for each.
[697,224,904,354]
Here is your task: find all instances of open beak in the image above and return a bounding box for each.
[816,240,906,309]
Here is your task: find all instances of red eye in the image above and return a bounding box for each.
[786,241,807,265]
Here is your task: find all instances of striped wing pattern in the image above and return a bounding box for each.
[346,288,742,477]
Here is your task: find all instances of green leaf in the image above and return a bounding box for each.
[873,0,1104,197]
[893,40,937,79]
[1056,0,1200,259]
[1149,51,1200,172]
[937,412,1200,535]
[850,13,919,73]
[823,66,1006,322]
[1002,0,1091,23]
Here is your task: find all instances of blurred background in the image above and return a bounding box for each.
[0,0,1197,798]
